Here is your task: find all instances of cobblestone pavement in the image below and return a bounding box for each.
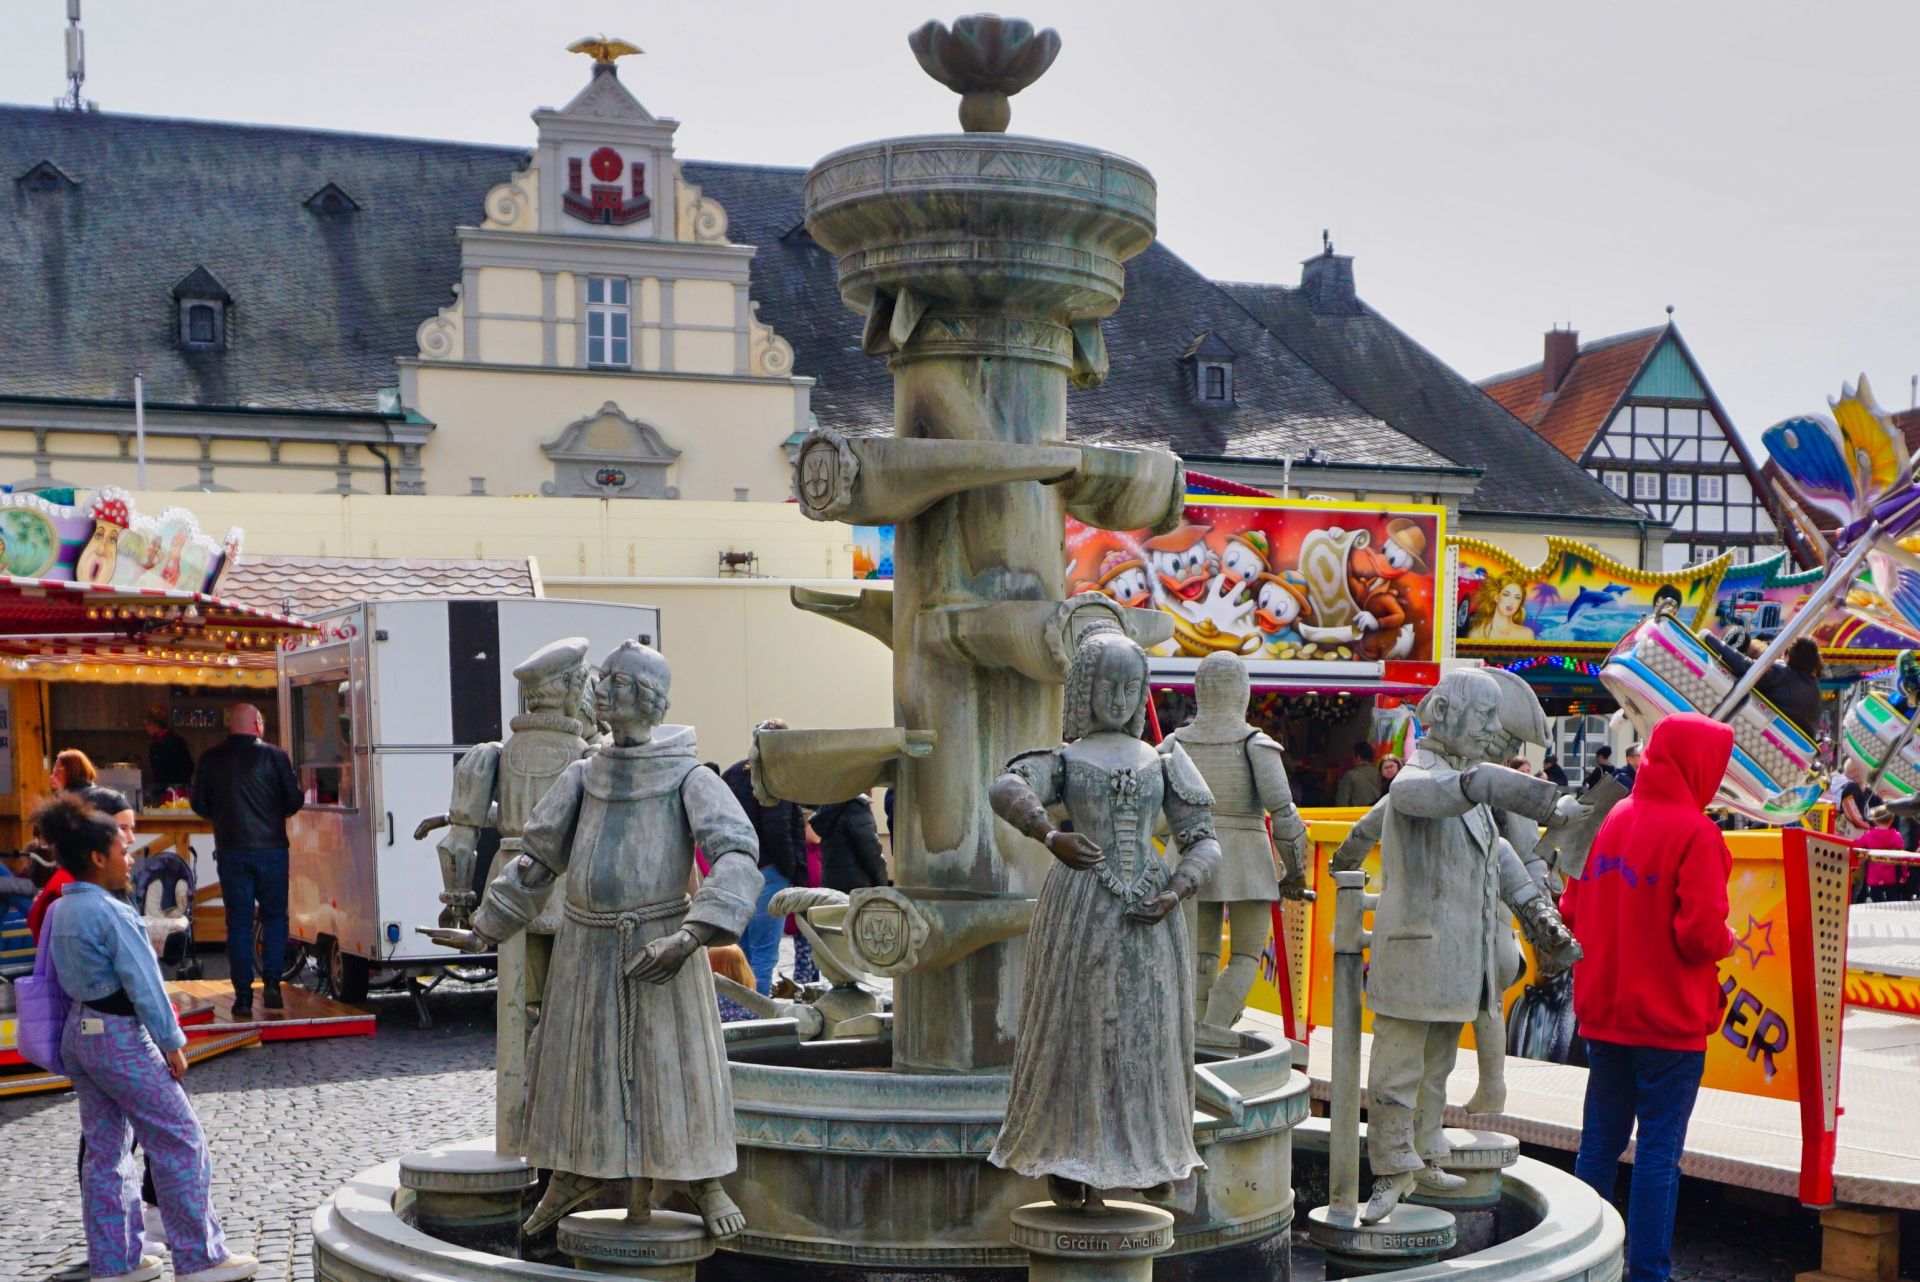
[1,982,498,1282]
[0,973,1898,1282]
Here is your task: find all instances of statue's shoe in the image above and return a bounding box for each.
[1415,1164,1468,1194]
[523,1171,605,1236]
[1464,1080,1507,1114]
[1361,1172,1417,1224]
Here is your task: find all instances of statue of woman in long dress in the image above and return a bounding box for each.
[987,625,1223,1212]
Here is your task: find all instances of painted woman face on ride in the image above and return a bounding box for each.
[1090,639,1149,733]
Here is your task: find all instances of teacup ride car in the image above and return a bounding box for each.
[1600,613,1822,823]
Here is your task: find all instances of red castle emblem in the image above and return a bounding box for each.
[564,146,651,226]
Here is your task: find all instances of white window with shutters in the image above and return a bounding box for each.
[1634,472,1661,501]
[1698,473,1724,502]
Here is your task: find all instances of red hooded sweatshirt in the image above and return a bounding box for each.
[1560,713,1739,1051]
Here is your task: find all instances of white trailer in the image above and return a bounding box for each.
[278,596,660,1001]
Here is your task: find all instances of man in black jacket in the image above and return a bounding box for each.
[192,703,303,1015]
[720,720,807,994]
[815,794,889,892]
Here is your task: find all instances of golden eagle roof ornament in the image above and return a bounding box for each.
[567,35,643,67]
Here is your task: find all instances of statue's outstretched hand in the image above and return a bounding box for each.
[1548,794,1593,829]
[1128,889,1182,924]
[1045,830,1104,870]
[628,929,700,984]
[416,926,490,954]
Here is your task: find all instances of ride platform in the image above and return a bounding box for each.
[1264,1010,1920,1212]
[167,979,375,1041]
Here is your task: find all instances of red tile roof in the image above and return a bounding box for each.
[217,555,538,618]
[1479,328,1664,461]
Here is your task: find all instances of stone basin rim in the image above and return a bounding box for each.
[806,132,1155,183]
[314,1141,1621,1281]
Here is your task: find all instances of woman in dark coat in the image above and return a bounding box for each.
[813,795,888,892]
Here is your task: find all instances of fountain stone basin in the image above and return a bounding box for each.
[720,1027,1306,1273]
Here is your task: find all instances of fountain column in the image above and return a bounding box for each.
[774,15,1178,1073]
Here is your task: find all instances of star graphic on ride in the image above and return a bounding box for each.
[1733,914,1775,968]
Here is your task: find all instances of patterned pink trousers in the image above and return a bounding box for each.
[62,1010,227,1276]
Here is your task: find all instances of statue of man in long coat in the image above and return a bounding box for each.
[429,641,763,1238]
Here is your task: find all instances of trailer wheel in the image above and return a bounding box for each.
[321,938,372,1004]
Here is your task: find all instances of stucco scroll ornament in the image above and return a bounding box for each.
[793,428,860,521]
[749,301,796,377]
[675,168,730,244]
[482,169,537,231]
[415,307,459,362]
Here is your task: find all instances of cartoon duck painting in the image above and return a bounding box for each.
[1092,549,1152,609]
[1215,529,1271,595]
[1253,573,1313,654]
[1144,524,1216,607]
[76,489,131,585]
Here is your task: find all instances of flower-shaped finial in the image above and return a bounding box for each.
[908,14,1061,133]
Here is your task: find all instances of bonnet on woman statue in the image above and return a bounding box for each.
[1182,652,1256,744]
[1062,623,1149,741]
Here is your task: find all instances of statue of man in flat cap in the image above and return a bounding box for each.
[423,636,598,1154]
[426,641,763,1238]
[1346,667,1587,1223]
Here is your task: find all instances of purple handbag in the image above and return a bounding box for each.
[14,900,71,1075]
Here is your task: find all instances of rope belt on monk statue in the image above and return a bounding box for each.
[563,895,691,1120]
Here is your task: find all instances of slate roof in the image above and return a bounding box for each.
[1478,327,1665,461]
[1220,280,1650,522]
[1,105,1487,476]
[0,105,526,414]
[217,554,537,617]
[680,161,1450,469]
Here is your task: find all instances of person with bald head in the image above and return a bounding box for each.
[192,702,303,1015]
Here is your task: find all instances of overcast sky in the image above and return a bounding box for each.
[3,0,1915,440]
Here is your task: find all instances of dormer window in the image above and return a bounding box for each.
[185,304,219,345]
[1179,331,1238,407]
[15,160,77,193]
[171,265,231,351]
[304,182,360,216]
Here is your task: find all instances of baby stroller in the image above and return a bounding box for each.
[133,843,201,979]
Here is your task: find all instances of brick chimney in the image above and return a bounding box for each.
[1300,231,1360,316]
[1542,326,1579,394]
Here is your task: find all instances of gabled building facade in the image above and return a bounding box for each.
[1480,322,1791,569]
[0,44,1652,562]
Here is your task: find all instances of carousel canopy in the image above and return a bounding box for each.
[0,575,315,686]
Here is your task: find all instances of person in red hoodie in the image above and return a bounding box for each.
[1561,712,1738,1282]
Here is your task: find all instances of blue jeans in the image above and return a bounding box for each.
[216,847,288,995]
[739,863,791,995]
[1576,1039,1706,1282]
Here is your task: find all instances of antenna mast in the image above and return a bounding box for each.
[59,0,91,112]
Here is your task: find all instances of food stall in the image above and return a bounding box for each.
[0,488,315,944]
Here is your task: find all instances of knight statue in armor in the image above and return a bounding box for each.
[987,623,1223,1213]
[1341,667,1588,1224]
[422,636,597,1154]
[1166,652,1313,1047]
[423,641,763,1239]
